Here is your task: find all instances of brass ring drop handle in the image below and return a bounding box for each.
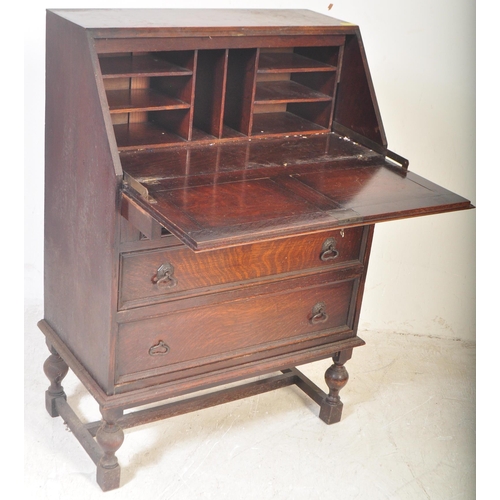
[152,262,178,288]
[149,340,170,356]
[309,302,328,325]
[320,237,339,261]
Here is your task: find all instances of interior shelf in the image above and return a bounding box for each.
[257,52,336,73]
[100,54,193,78]
[251,112,327,136]
[190,128,218,142]
[221,125,246,139]
[99,45,342,149]
[114,122,219,150]
[254,80,332,104]
[114,122,188,150]
[106,89,191,113]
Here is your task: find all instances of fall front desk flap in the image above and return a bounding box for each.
[120,132,472,251]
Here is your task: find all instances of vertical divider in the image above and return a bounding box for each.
[241,48,259,136]
[194,49,229,139]
[329,44,345,131]
[184,49,198,141]
[129,74,149,124]
[224,48,260,136]
[213,49,229,138]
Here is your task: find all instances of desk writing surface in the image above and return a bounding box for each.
[121,134,472,250]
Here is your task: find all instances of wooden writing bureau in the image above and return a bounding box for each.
[39,9,473,491]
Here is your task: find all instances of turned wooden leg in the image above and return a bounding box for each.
[43,341,69,417]
[319,349,352,424]
[96,407,124,492]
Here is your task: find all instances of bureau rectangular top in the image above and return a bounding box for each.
[48,9,354,38]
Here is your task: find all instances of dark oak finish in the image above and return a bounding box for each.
[40,9,473,491]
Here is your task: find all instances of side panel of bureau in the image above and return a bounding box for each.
[44,12,122,392]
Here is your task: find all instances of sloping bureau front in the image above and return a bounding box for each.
[39,9,473,491]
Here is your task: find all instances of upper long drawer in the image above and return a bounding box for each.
[120,133,472,252]
[119,226,365,310]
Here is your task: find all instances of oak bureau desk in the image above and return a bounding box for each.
[39,8,473,491]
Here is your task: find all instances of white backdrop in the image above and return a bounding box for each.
[24,0,476,341]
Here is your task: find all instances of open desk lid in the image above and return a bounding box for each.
[120,133,473,251]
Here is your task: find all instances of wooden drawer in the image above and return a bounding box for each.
[118,226,365,309]
[116,274,359,384]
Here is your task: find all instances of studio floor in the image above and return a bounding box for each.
[24,303,475,499]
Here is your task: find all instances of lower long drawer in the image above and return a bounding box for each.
[115,274,359,385]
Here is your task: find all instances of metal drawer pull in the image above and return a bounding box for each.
[310,302,328,325]
[149,340,170,356]
[320,237,339,261]
[152,262,178,288]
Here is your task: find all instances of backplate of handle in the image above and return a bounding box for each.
[152,262,178,288]
[310,302,328,325]
[320,237,339,261]
[149,340,170,356]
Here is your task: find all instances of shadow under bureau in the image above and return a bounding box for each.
[39,8,473,491]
